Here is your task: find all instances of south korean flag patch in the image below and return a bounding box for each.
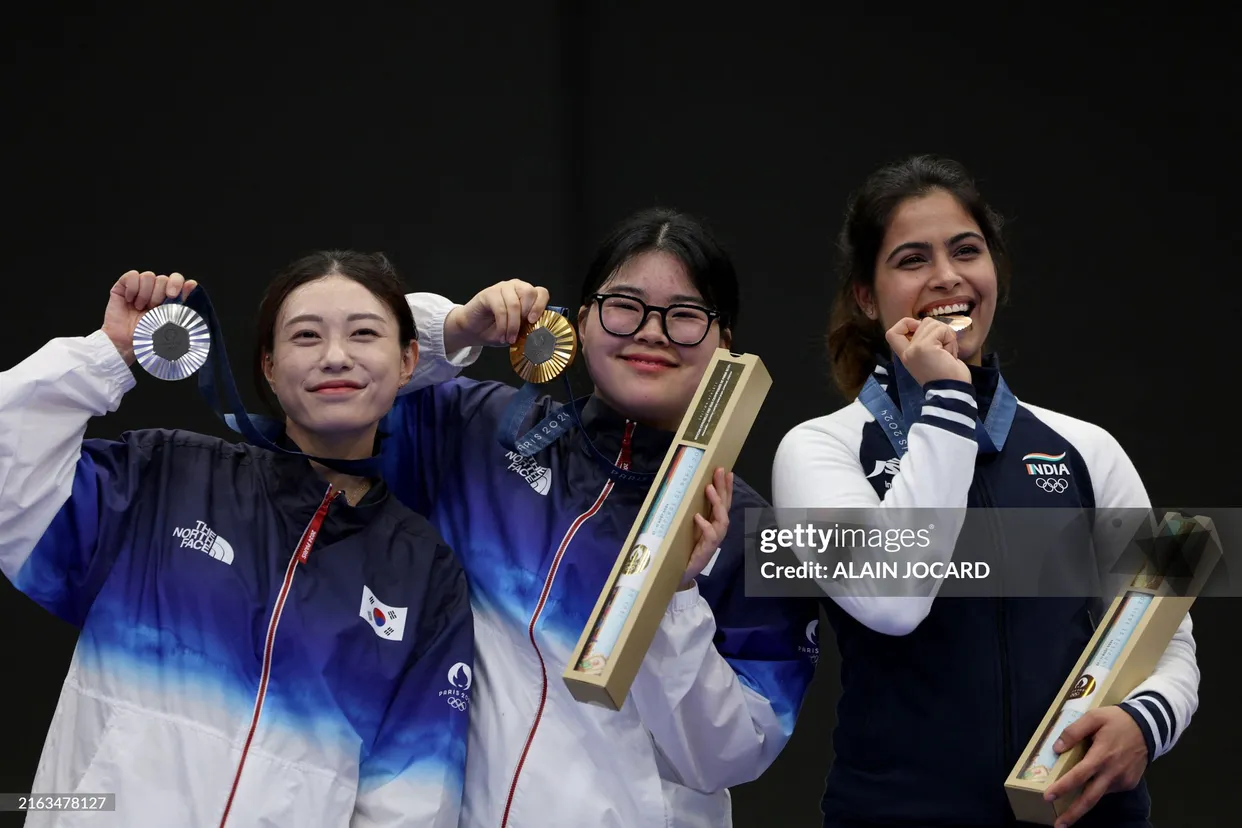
[360,585,408,642]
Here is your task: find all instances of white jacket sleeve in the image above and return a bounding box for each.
[0,331,136,619]
[402,292,482,393]
[1123,612,1198,762]
[1058,415,1200,763]
[771,378,981,636]
[627,576,817,793]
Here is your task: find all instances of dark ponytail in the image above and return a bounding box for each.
[827,281,888,401]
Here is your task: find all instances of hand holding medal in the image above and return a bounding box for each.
[443,279,553,350]
[885,314,972,385]
[443,278,577,383]
[449,278,648,484]
[104,270,207,379]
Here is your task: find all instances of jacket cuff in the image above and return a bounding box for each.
[419,294,481,366]
[667,581,702,613]
[1118,692,1175,763]
[401,292,482,396]
[86,330,137,396]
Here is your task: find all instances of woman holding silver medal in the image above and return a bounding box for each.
[381,206,819,827]
[0,254,474,827]
[771,156,1200,828]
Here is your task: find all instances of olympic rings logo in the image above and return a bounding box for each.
[446,696,468,711]
[1036,477,1069,493]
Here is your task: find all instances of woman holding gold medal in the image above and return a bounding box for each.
[383,207,819,827]
[771,156,1200,828]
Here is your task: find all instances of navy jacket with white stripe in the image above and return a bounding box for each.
[772,354,1199,827]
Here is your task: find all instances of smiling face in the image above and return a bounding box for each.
[263,274,416,458]
[577,250,729,430]
[855,188,999,364]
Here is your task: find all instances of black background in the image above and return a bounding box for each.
[2,4,1237,826]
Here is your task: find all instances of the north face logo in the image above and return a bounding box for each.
[504,451,552,496]
[172,520,234,564]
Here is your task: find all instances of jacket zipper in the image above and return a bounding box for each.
[977,477,1013,765]
[500,424,635,827]
[218,485,339,828]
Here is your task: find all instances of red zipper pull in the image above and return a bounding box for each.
[297,486,337,564]
[618,421,636,471]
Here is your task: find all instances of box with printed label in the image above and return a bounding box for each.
[1004,513,1221,825]
[562,349,771,710]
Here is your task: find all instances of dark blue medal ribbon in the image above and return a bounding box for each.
[135,286,384,478]
[495,305,655,486]
[858,356,1017,458]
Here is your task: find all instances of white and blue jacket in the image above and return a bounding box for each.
[384,294,820,828]
[772,355,1200,827]
[0,331,474,828]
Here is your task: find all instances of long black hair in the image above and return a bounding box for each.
[827,155,1011,398]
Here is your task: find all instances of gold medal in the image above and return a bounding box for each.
[510,308,577,383]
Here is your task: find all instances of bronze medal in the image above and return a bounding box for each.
[909,314,973,339]
[942,314,973,334]
[510,308,577,384]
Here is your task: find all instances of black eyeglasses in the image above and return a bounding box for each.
[590,293,721,347]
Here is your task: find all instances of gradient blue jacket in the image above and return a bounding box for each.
[772,356,1200,827]
[0,331,473,828]
[381,293,820,828]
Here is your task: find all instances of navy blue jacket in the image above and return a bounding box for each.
[772,355,1199,827]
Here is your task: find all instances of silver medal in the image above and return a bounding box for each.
[132,303,211,380]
